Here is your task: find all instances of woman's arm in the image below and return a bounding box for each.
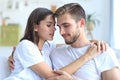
[55,40,108,74]
[8,47,74,79]
[46,70,76,80]
[30,62,77,80]
[30,61,58,78]
[22,42,99,79]
[56,40,108,51]
[30,42,102,79]
[59,43,101,75]
[7,48,100,79]
[46,42,103,80]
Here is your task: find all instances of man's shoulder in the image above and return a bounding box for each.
[95,47,117,62]
[100,47,115,56]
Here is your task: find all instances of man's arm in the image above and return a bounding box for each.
[101,67,120,80]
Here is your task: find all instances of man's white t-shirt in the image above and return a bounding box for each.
[4,40,56,80]
[50,45,119,80]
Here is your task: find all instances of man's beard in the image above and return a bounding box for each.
[65,31,80,44]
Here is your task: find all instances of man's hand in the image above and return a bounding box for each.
[46,70,76,80]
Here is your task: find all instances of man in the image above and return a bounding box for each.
[48,3,120,80]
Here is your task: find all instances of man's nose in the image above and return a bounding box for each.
[60,27,65,35]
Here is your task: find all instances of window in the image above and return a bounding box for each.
[110,0,120,49]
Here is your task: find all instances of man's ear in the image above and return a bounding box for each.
[34,25,38,32]
[79,18,85,28]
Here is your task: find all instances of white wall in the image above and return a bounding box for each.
[0,0,113,58]
[0,0,112,64]
[0,0,110,44]
[0,0,113,62]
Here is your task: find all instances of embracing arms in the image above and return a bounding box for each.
[8,40,108,79]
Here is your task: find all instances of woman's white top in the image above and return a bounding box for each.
[4,40,56,80]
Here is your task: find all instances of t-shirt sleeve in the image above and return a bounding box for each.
[15,40,44,68]
[95,47,120,75]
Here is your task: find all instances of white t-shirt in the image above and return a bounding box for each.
[4,40,56,80]
[50,45,119,80]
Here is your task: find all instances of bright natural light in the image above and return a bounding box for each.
[113,0,120,49]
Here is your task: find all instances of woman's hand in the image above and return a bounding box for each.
[85,43,101,60]
[8,46,16,71]
[8,55,14,71]
[46,70,76,80]
[90,40,109,52]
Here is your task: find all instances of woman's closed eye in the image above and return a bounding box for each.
[47,23,55,27]
[47,24,51,27]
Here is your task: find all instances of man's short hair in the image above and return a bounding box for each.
[55,3,86,22]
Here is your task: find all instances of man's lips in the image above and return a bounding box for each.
[62,35,68,39]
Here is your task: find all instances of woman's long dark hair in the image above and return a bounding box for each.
[20,8,54,45]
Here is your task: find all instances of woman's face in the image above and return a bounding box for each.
[34,14,56,41]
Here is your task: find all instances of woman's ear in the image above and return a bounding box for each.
[34,25,38,32]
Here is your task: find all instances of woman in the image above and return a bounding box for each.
[5,7,107,80]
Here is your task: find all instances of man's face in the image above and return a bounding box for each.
[57,13,81,44]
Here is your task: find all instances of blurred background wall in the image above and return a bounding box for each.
[0,0,112,53]
[1,0,120,79]
[0,0,111,44]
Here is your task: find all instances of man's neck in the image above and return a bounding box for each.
[71,34,90,48]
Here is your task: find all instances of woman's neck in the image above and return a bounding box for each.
[38,40,45,51]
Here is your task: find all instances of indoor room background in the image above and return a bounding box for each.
[0,0,120,79]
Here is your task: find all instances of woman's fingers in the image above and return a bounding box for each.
[8,56,14,71]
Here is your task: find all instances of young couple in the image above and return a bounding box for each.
[5,3,120,80]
